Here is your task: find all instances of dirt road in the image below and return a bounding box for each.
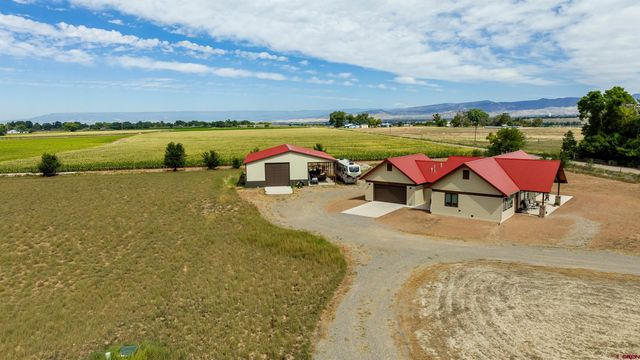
[244,184,640,360]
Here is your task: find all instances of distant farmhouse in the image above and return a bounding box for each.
[361,151,567,223]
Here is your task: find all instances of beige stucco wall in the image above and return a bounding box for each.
[431,191,503,222]
[431,167,501,196]
[406,184,426,206]
[364,182,374,201]
[423,188,432,208]
[246,152,333,182]
[364,162,414,185]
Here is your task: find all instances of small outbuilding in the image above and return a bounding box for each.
[244,144,336,187]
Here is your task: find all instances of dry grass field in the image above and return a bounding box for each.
[0,127,469,173]
[0,170,345,359]
[358,126,583,153]
[397,261,640,360]
[377,172,640,255]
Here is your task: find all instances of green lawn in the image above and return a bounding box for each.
[0,134,129,163]
[0,170,345,359]
[0,127,471,172]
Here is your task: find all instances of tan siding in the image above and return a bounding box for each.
[364,163,414,184]
[246,152,333,182]
[365,182,374,201]
[431,167,501,196]
[407,184,426,206]
[431,191,502,222]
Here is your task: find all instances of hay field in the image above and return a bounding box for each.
[359,126,583,153]
[0,127,470,173]
[0,170,345,359]
[399,261,640,359]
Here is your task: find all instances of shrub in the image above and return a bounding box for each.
[471,149,486,157]
[38,153,61,176]
[164,142,186,171]
[313,143,326,152]
[0,124,6,136]
[202,150,220,170]
[231,157,242,169]
[486,128,526,156]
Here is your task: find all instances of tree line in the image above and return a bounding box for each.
[328,111,382,127]
[0,119,263,135]
[559,86,639,166]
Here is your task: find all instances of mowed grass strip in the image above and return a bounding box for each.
[0,134,129,163]
[0,127,470,172]
[0,170,345,359]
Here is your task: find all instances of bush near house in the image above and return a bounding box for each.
[486,128,526,156]
[201,150,220,170]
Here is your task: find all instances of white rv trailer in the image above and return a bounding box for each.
[336,159,361,184]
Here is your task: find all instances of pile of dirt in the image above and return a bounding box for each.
[397,261,640,359]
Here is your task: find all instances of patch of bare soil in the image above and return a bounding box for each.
[325,195,367,213]
[377,172,640,254]
[397,261,640,360]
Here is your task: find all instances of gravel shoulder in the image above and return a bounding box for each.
[241,182,640,360]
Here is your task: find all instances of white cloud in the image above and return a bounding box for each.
[393,76,427,86]
[68,0,640,87]
[111,56,287,80]
[175,40,226,56]
[233,50,287,62]
[307,76,334,85]
[108,19,124,25]
[298,60,309,66]
[56,22,164,48]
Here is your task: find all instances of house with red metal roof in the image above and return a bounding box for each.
[244,144,337,187]
[361,150,567,223]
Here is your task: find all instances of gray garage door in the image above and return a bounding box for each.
[374,184,407,204]
[265,163,290,186]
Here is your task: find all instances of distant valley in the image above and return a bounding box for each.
[14,94,640,124]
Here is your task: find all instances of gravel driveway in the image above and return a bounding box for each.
[245,183,640,360]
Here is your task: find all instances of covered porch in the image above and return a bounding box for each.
[516,167,570,218]
[308,161,336,186]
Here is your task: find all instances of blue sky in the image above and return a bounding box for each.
[0,0,638,121]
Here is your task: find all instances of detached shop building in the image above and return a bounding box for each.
[361,150,567,223]
[244,144,336,187]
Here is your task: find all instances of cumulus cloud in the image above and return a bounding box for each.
[108,19,124,25]
[112,56,287,80]
[68,0,640,87]
[175,40,226,56]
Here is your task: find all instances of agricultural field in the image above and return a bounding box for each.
[0,127,470,173]
[0,170,345,359]
[358,126,584,153]
[0,134,129,163]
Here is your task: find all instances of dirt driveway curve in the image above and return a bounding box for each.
[243,184,640,360]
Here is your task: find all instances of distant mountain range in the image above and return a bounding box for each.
[12,94,640,123]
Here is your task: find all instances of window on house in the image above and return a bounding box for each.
[503,195,514,211]
[462,169,470,180]
[445,192,458,207]
[387,163,392,171]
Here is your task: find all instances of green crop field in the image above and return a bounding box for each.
[0,134,129,163]
[0,127,471,173]
[0,170,345,359]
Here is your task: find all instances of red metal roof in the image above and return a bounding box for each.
[243,144,336,164]
[493,150,538,160]
[365,150,565,196]
[495,158,562,193]
[416,156,482,183]
[386,154,431,183]
[464,158,520,196]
